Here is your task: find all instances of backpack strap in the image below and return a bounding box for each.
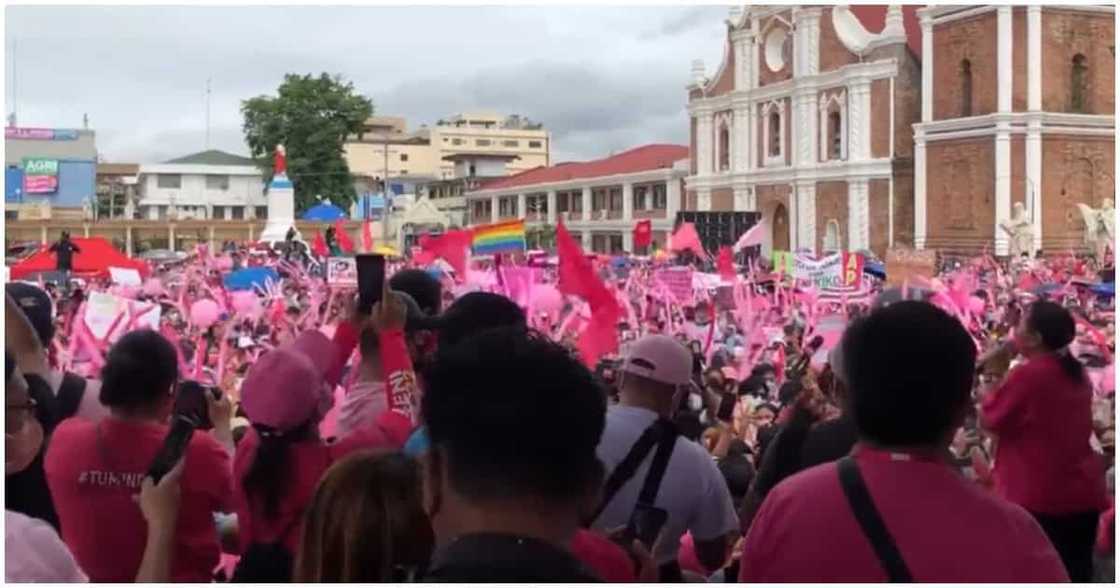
[837,456,913,582]
[637,421,677,507]
[587,419,673,525]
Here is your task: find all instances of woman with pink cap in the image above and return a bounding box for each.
[231,285,418,581]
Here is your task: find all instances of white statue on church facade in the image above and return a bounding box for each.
[1000,201,1034,259]
[1076,198,1115,261]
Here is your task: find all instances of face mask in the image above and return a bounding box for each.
[6,417,43,476]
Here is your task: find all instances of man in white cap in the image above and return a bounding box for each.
[591,335,738,580]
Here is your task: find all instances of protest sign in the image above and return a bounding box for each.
[714,285,735,311]
[885,248,937,287]
[108,266,142,287]
[655,267,694,303]
[84,292,161,341]
[774,252,863,289]
[326,257,357,286]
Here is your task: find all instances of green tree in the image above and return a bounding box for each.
[241,73,373,212]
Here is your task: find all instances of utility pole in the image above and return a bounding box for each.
[205,78,212,149]
[382,136,391,244]
[10,37,16,126]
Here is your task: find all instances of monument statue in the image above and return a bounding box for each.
[274,144,287,177]
[1076,198,1115,261]
[82,198,93,221]
[999,201,1034,259]
[259,143,296,245]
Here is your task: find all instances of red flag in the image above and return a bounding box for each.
[419,230,472,279]
[334,219,355,253]
[669,222,708,260]
[361,220,374,252]
[311,230,329,258]
[632,219,652,249]
[556,222,619,366]
[717,246,736,280]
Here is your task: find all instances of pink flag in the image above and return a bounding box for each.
[733,222,768,253]
[669,222,709,260]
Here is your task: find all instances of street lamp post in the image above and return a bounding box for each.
[383,137,391,245]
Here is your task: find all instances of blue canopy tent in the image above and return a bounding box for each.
[223,267,280,292]
[302,203,348,222]
[1091,282,1115,298]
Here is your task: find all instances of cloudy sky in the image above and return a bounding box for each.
[6,4,728,165]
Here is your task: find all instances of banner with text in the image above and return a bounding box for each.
[885,248,937,287]
[22,158,59,194]
[655,267,694,304]
[773,251,863,289]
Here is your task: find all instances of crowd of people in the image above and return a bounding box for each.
[4,234,1115,583]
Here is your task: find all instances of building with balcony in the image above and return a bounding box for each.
[95,163,140,220]
[136,150,267,221]
[686,5,921,258]
[464,144,689,254]
[344,112,551,183]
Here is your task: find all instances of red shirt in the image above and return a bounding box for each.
[232,418,401,554]
[738,446,1067,582]
[569,529,636,582]
[981,354,1109,515]
[44,417,233,582]
[233,328,415,553]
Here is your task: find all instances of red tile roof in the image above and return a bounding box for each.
[478,144,688,191]
[849,5,924,60]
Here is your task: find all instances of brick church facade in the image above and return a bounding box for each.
[915,5,1114,256]
[686,5,1114,258]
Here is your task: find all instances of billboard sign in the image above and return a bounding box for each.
[6,127,79,141]
[22,158,59,194]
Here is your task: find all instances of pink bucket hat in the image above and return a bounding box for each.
[240,345,322,433]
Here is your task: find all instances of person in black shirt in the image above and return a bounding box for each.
[49,231,81,278]
[420,327,604,582]
[739,341,859,533]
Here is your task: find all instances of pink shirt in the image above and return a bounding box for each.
[739,446,1068,583]
[981,354,1109,515]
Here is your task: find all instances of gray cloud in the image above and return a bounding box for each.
[7,5,727,164]
[642,5,725,40]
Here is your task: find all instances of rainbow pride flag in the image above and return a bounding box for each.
[472,220,527,256]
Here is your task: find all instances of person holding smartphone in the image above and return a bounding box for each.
[43,329,234,582]
[231,282,415,581]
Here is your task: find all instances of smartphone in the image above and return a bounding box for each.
[356,254,386,314]
[174,380,221,429]
[627,504,669,550]
[147,415,196,484]
[716,391,737,423]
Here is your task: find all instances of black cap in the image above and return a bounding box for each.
[424,292,526,348]
[390,269,443,316]
[6,283,54,346]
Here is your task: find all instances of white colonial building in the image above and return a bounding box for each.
[137,150,267,221]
